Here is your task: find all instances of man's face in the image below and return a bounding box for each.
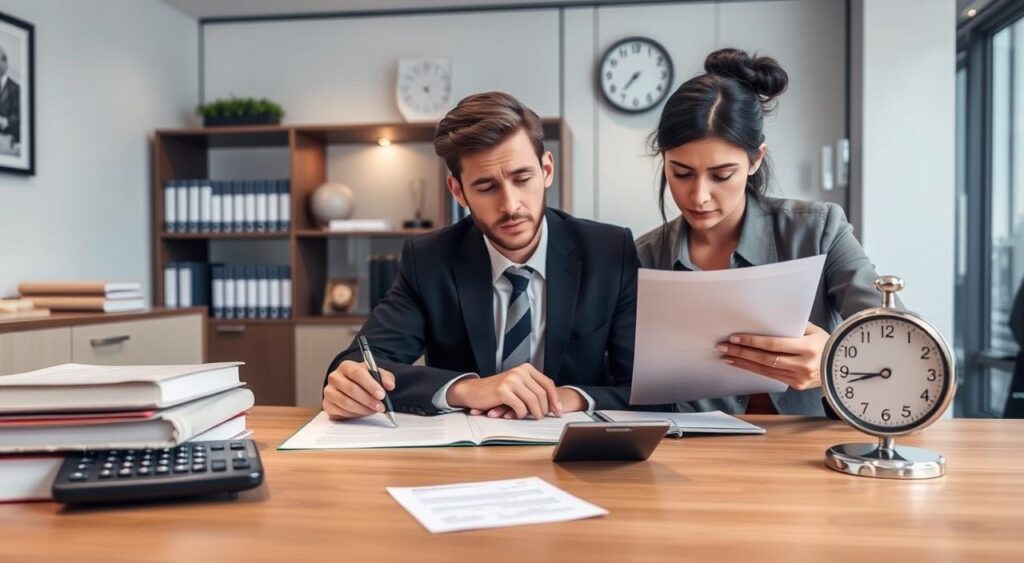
[448,129,553,255]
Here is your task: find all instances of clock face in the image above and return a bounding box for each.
[598,37,673,113]
[824,315,952,435]
[397,58,453,122]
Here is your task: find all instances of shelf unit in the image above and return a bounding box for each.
[151,119,571,406]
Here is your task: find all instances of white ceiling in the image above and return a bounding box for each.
[162,0,623,20]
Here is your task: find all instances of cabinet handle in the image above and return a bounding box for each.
[90,335,130,347]
[216,325,246,334]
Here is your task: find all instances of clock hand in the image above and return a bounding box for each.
[847,368,892,383]
[622,71,642,91]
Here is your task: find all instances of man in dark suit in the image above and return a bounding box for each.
[0,47,20,147]
[322,91,639,420]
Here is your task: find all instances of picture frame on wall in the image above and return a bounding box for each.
[0,11,34,175]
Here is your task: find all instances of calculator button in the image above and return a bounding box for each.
[157,459,169,466]
[173,464,189,473]
[99,469,113,479]
[232,459,250,470]
[69,471,88,481]
[76,463,90,470]
[192,463,207,472]
[102,462,114,469]
[211,444,225,451]
[155,466,170,475]
[229,442,245,450]
[140,460,152,467]
[80,457,94,463]
[123,455,135,462]
[211,460,227,472]
[136,467,151,476]
[193,445,206,451]
[118,468,133,477]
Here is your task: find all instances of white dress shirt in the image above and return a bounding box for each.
[432,218,595,412]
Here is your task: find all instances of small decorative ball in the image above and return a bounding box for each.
[310,182,356,225]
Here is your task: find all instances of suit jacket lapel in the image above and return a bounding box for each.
[544,210,581,380]
[453,224,497,375]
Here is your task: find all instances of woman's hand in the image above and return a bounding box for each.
[716,322,830,390]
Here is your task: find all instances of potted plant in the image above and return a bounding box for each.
[196,96,285,127]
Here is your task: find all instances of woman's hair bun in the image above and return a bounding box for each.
[704,48,789,104]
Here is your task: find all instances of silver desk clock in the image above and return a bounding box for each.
[821,276,957,479]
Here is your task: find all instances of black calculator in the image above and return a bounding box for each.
[51,440,264,505]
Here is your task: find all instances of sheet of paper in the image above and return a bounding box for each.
[598,410,765,434]
[278,411,472,450]
[631,255,826,404]
[387,476,608,533]
[467,411,594,443]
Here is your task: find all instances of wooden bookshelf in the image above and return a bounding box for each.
[151,119,572,406]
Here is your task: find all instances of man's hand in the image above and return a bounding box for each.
[448,364,562,420]
[322,360,396,420]
[471,387,587,419]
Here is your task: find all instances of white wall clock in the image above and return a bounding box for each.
[396,58,453,122]
[598,36,673,113]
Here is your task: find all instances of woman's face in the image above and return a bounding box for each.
[663,137,765,233]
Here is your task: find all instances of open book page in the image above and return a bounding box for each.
[466,411,595,444]
[597,410,765,435]
[278,411,475,450]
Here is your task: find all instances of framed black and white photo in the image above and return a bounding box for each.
[0,11,33,175]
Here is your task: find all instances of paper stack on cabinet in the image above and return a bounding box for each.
[18,281,145,313]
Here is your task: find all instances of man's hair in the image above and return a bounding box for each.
[433,91,545,180]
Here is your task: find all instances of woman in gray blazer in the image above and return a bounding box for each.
[635,48,886,416]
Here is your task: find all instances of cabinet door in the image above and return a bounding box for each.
[71,314,203,366]
[295,324,360,408]
[208,323,294,406]
[0,328,72,375]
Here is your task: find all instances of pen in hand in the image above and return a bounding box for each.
[357,336,398,429]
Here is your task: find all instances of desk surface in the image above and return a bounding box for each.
[3,407,1023,562]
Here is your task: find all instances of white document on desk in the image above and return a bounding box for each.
[387,477,608,533]
[631,255,826,404]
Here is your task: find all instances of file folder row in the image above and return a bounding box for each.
[163,179,292,234]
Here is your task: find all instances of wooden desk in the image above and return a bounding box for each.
[2,407,1023,562]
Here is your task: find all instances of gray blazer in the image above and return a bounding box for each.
[634,194,886,416]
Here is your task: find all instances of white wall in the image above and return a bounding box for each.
[0,0,198,301]
[850,0,956,341]
[202,1,847,236]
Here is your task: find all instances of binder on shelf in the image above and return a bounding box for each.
[223,265,236,319]
[177,262,210,310]
[255,180,269,233]
[233,266,247,319]
[233,181,245,233]
[210,181,223,234]
[222,180,235,233]
[163,262,178,309]
[267,180,280,232]
[257,266,270,319]
[244,180,256,233]
[269,267,281,319]
[278,179,291,232]
[211,265,225,319]
[175,179,188,234]
[245,266,258,319]
[187,179,200,233]
[163,180,176,233]
[280,265,292,319]
[200,179,212,233]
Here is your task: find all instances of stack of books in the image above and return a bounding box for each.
[18,281,145,313]
[0,362,254,503]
